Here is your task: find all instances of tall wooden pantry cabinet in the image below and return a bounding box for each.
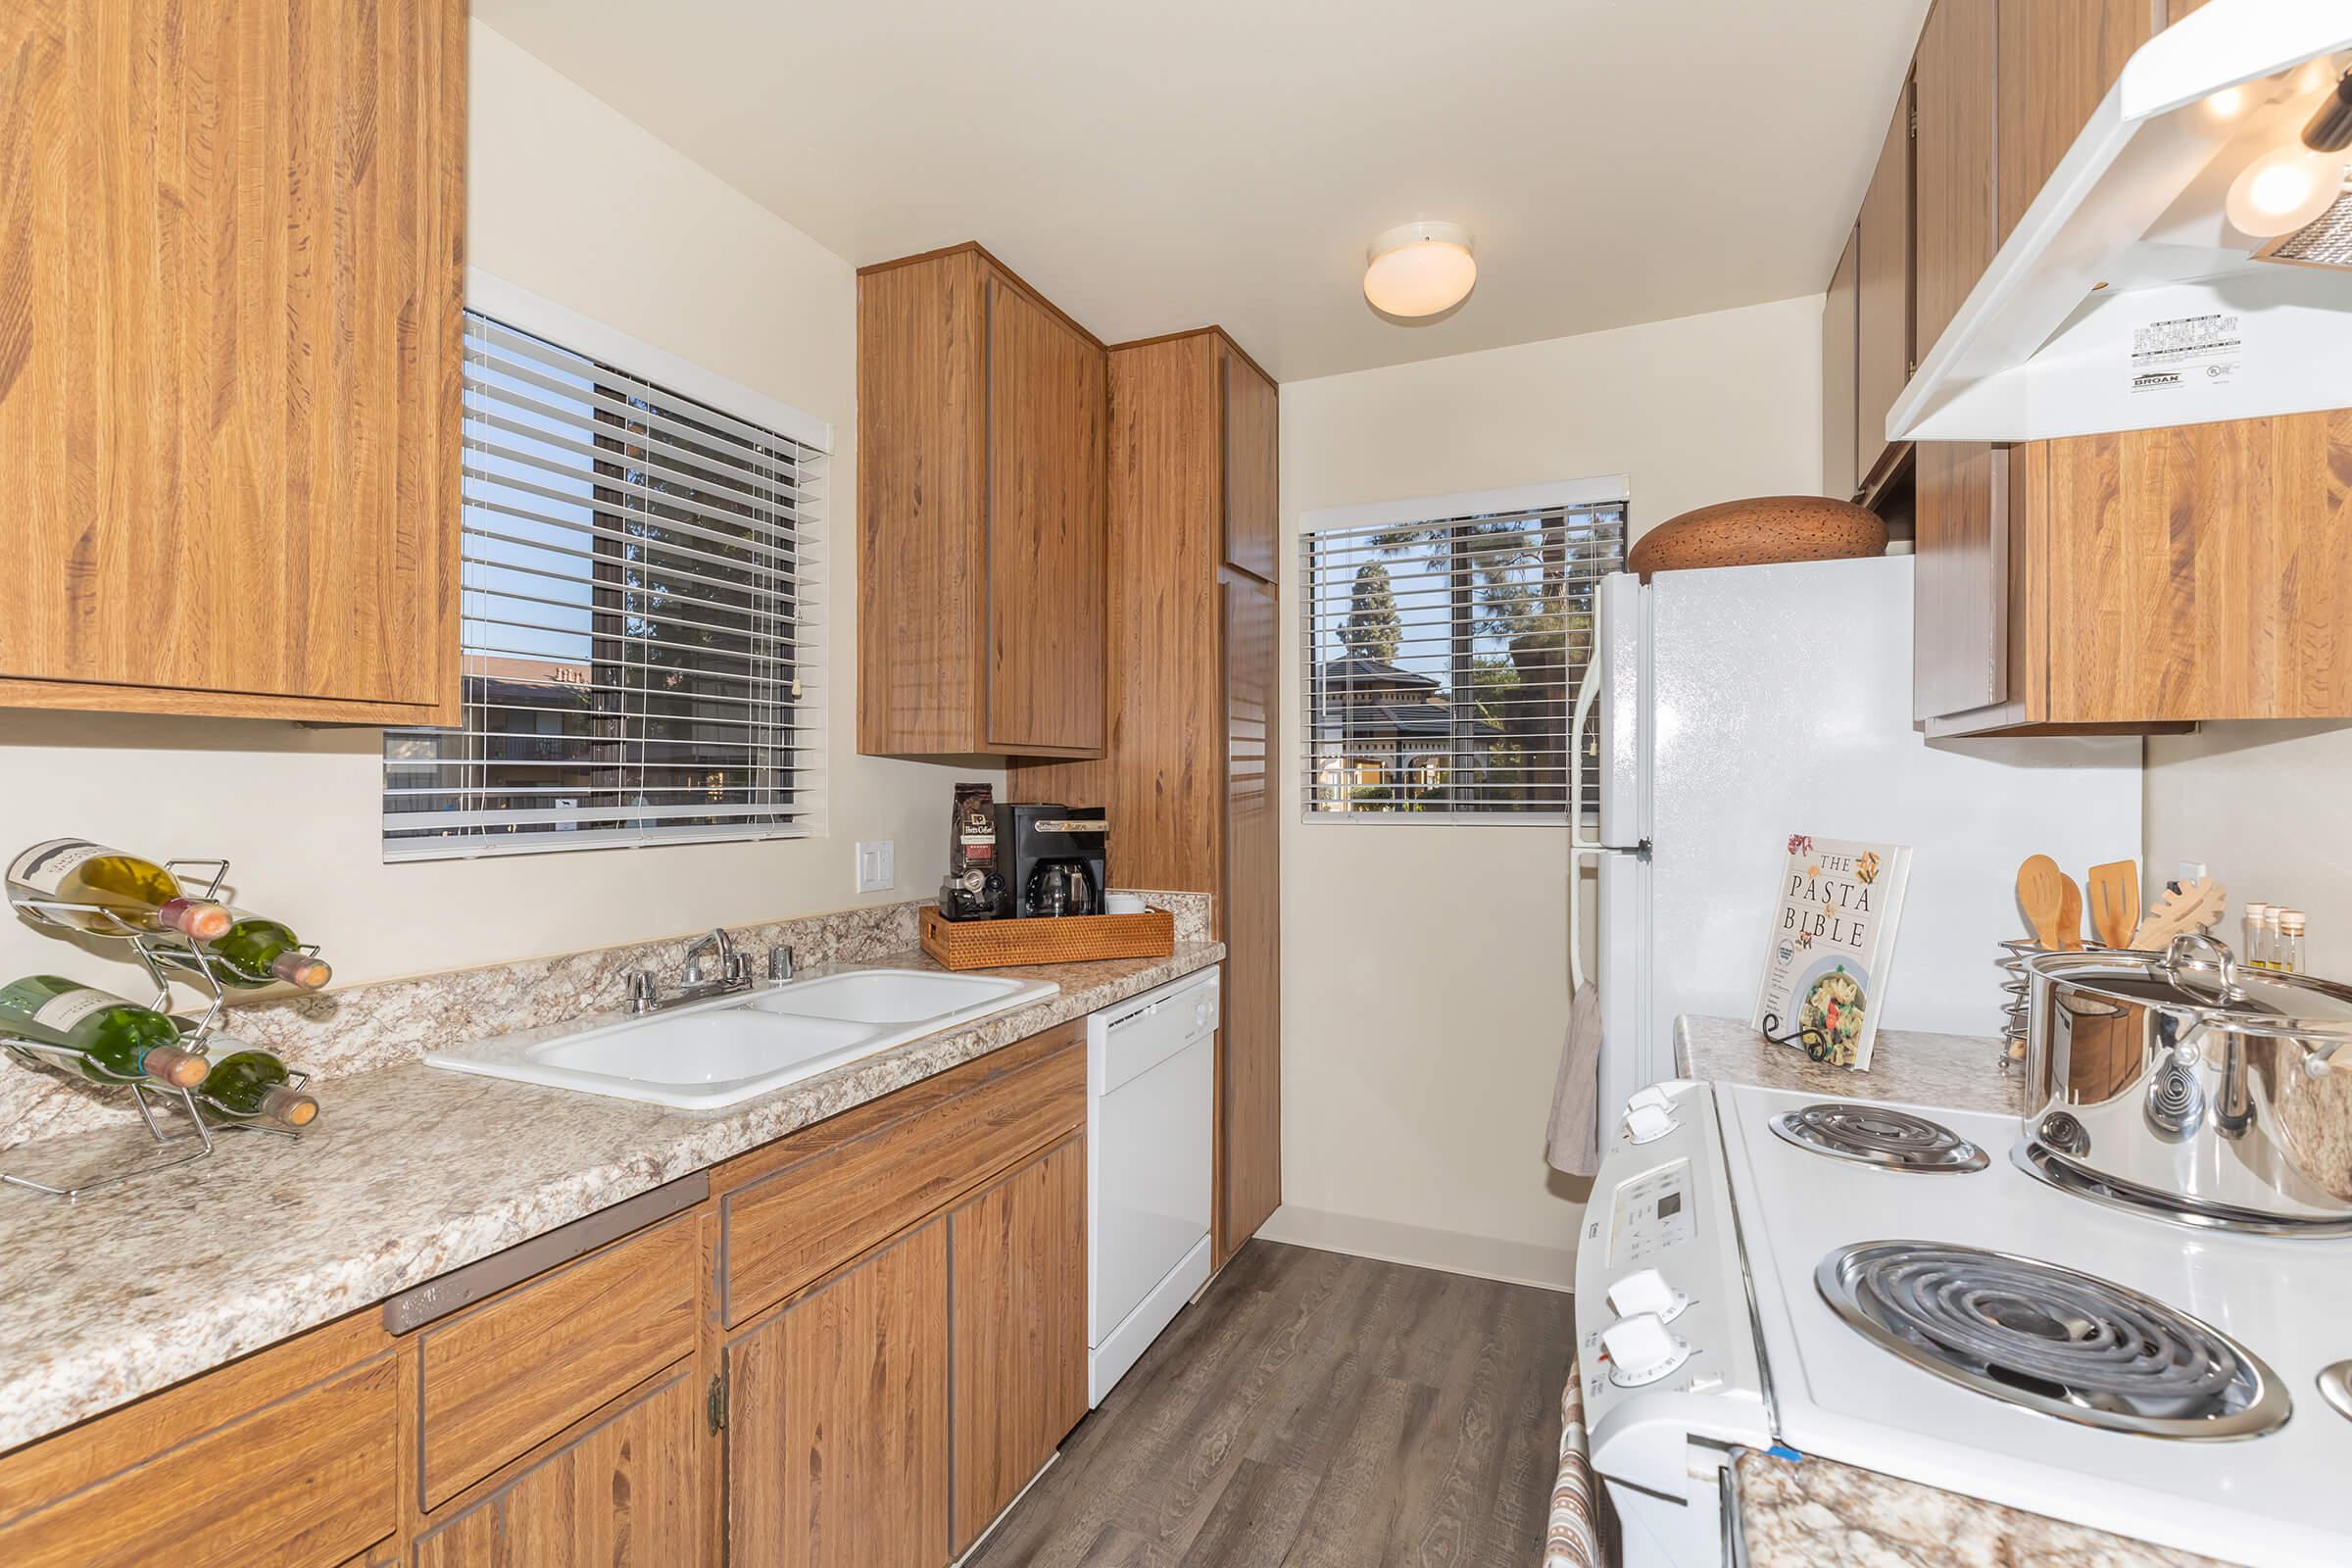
[1011,327,1284,1260]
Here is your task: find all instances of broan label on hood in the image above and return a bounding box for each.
[2129,312,2244,395]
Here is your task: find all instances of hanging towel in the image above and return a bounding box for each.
[1544,1356,1603,1568]
[1545,980,1606,1178]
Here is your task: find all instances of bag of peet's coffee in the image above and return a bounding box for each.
[952,783,996,875]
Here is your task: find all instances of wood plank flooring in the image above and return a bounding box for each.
[964,1240,1576,1568]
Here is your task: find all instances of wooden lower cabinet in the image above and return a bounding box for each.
[412,1367,703,1568]
[725,1220,951,1568]
[0,1313,397,1568]
[0,1016,1099,1568]
[949,1135,1089,1555]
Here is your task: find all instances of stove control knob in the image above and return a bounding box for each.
[1623,1102,1676,1144]
[1606,1267,1688,1324]
[1600,1312,1690,1387]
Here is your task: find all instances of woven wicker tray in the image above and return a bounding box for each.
[920,905,1175,970]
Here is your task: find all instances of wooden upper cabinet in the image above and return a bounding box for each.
[1855,84,1913,489]
[1912,441,2008,723]
[1822,230,1861,499]
[0,0,464,724]
[2168,0,2210,21]
[857,244,1108,760]
[1996,0,2152,244]
[1923,411,2352,734]
[1913,0,1997,370]
[1221,347,1280,583]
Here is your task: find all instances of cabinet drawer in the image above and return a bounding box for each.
[0,1315,396,1568]
[417,1212,698,1509]
[721,1030,1085,1325]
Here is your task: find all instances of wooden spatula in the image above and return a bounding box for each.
[2017,856,2068,950]
[2087,860,2140,950]
[2131,878,2227,950]
[2055,874,2084,951]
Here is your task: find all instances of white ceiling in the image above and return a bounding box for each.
[473,0,1931,383]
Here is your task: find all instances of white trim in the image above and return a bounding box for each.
[466,268,832,454]
[1300,474,1630,536]
[1255,1203,1577,1293]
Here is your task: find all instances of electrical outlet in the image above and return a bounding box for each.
[856,840,896,895]
[2179,859,2208,885]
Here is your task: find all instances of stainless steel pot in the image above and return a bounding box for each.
[2022,934,2352,1233]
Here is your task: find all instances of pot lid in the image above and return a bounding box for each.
[2029,933,2352,1033]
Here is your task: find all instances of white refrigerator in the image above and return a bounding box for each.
[1573,555,2141,1128]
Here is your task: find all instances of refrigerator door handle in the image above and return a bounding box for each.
[1569,653,1606,991]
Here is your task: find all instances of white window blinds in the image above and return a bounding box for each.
[1301,495,1625,822]
[383,312,825,860]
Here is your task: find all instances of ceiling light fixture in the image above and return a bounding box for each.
[1363,221,1477,318]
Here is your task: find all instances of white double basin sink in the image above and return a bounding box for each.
[424,967,1059,1110]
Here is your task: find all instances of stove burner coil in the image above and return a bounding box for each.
[1768,1102,1989,1172]
[1817,1241,2289,1439]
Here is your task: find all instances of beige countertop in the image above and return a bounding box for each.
[1672,1011,2024,1116]
[0,941,1223,1453]
[1672,1014,2230,1568]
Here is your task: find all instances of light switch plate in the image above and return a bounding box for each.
[856,840,896,894]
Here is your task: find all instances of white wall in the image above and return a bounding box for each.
[1267,295,1824,1289]
[0,23,989,995]
[2145,723,2352,977]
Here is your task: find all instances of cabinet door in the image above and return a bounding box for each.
[1821,230,1860,500]
[412,1368,702,1568]
[948,1135,1088,1556]
[2043,412,2352,723]
[0,0,462,723]
[725,1221,950,1568]
[1222,348,1280,583]
[1914,0,1998,367]
[1996,0,2151,244]
[1913,441,2009,722]
[1219,576,1281,1258]
[2167,0,2210,21]
[986,273,1108,756]
[1855,86,1913,487]
[0,1314,396,1568]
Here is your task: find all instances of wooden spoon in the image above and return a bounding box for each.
[2017,856,2068,950]
[2087,860,2140,950]
[2055,874,2085,951]
[2131,878,2228,950]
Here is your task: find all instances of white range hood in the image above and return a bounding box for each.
[1889,0,2352,444]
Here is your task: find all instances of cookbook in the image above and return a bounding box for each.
[1752,834,1912,1070]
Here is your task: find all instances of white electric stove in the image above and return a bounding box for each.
[1575,1077,2352,1567]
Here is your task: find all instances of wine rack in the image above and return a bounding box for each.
[3,857,318,1201]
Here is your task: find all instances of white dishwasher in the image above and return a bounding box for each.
[1087,964,1219,1405]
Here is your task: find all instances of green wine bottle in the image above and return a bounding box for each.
[0,976,207,1087]
[159,912,331,990]
[196,1049,318,1128]
[5,839,232,940]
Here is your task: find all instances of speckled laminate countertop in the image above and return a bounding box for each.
[1673,1014,2228,1568]
[1672,1011,2024,1116]
[0,942,1222,1453]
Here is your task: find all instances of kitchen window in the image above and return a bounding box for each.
[1299,480,1626,822]
[383,306,825,859]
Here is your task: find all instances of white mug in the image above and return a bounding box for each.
[1103,892,1148,915]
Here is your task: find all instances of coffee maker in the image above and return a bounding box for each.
[993,803,1107,918]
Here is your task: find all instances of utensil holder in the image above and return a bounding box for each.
[2,857,318,1200]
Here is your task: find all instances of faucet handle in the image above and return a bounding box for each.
[725,949,750,986]
[767,946,796,983]
[625,971,660,1012]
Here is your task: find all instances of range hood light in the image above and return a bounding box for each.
[2225,143,2344,236]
